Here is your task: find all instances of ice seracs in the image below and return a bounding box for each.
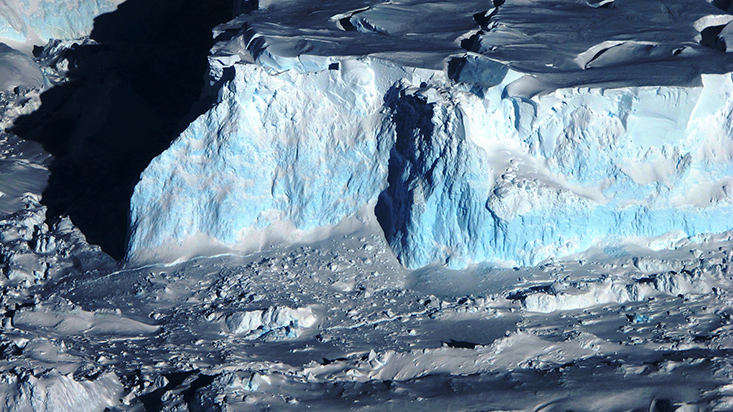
[129,0,733,269]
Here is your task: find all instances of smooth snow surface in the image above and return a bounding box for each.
[131,0,733,269]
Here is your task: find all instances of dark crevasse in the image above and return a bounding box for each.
[12,0,236,260]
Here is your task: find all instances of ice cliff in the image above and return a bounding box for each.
[128,0,733,268]
[0,0,123,52]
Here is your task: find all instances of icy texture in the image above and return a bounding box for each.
[128,58,429,263]
[0,0,123,52]
[129,50,733,268]
[0,370,122,412]
[0,44,43,92]
[129,0,733,268]
[515,269,713,313]
[223,306,317,339]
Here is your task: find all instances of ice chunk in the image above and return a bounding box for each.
[0,370,122,412]
[224,306,318,339]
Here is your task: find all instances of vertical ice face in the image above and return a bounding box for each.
[128,43,733,268]
[127,0,733,269]
[0,0,123,51]
[375,85,498,269]
[128,59,427,263]
[379,76,733,268]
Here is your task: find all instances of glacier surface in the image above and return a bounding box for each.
[0,0,123,52]
[129,0,733,268]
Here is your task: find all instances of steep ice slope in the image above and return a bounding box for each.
[0,0,123,53]
[130,0,733,268]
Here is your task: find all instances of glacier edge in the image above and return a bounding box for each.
[128,44,733,268]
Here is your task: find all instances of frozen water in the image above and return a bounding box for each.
[130,1,733,268]
[0,0,124,53]
[3,0,733,410]
[222,306,318,339]
[0,44,43,92]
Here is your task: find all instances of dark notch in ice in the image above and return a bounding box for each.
[375,87,436,258]
[137,371,195,412]
[333,6,371,32]
[339,16,357,31]
[583,46,614,69]
[460,33,481,52]
[505,284,556,301]
[472,0,504,29]
[700,24,728,52]
[442,339,480,349]
[447,56,468,80]
[12,0,235,260]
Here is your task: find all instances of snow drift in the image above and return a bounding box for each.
[128,0,733,268]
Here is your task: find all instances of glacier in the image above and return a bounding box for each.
[128,0,733,268]
[0,0,123,52]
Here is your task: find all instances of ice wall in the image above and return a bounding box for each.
[128,36,733,268]
[128,57,431,263]
[128,0,733,268]
[380,73,733,268]
[0,0,123,52]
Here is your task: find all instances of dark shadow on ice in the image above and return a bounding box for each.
[11,0,234,260]
[375,87,435,261]
[700,24,727,52]
[712,0,733,13]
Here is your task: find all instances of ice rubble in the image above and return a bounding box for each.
[0,0,123,53]
[129,0,733,269]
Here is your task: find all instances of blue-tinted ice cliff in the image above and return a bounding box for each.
[0,0,122,52]
[128,0,733,268]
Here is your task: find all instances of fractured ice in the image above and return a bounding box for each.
[128,0,733,268]
[0,0,123,52]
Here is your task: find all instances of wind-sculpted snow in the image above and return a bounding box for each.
[129,0,733,268]
[0,0,123,52]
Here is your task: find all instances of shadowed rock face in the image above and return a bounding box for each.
[12,0,234,259]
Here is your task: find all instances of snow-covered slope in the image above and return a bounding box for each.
[129,0,733,268]
[0,0,123,53]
